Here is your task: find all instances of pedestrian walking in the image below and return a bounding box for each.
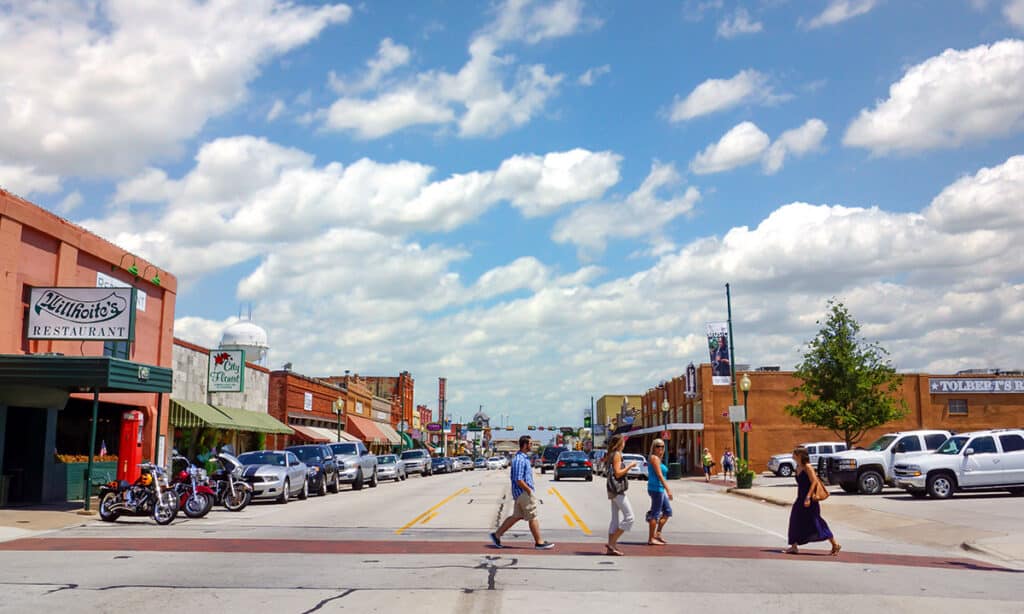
[604,434,636,556]
[678,443,688,474]
[701,447,714,482]
[646,438,673,546]
[785,447,841,556]
[490,435,554,550]
[722,448,735,481]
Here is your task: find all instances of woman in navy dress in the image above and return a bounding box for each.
[786,447,841,555]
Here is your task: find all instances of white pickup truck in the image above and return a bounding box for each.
[822,430,951,494]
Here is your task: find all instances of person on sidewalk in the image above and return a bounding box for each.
[701,447,714,482]
[605,434,637,556]
[722,448,735,482]
[646,438,673,546]
[490,435,554,550]
[785,447,841,556]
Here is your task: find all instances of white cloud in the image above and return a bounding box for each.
[669,70,778,122]
[266,100,287,122]
[924,155,1024,232]
[578,64,611,86]
[552,162,700,254]
[493,149,622,217]
[801,0,878,30]
[683,0,724,22]
[320,0,593,139]
[56,191,84,216]
[690,121,770,174]
[0,0,351,179]
[328,38,411,94]
[717,8,764,38]
[471,257,551,300]
[1005,0,1024,29]
[844,40,1024,154]
[763,118,828,174]
[0,163,62,196]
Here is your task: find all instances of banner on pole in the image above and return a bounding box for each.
[706,322,732,386]
[728,405,746,423]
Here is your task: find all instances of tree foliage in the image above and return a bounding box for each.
[785,300,907,446]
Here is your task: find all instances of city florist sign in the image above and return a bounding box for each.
[27,287,136,341]
[929,378,1024,394]
[208,350,245,392]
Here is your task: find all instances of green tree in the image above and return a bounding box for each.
[786,300,907,447]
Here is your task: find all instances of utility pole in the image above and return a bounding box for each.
[726,283,740,457]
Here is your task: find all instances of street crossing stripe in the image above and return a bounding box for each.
[548,486,592,535]
[395,487,470,535]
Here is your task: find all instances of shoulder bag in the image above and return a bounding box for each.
[810,476,830,501]
[606,454,629,498]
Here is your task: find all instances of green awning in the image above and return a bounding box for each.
[169,399,236,429]
[213,405,293,435]
[399,430,414,449]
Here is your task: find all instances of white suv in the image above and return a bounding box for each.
[894,429,1024,499]
[767,441,848,477]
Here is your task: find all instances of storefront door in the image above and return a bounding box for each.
[2,407,48,504]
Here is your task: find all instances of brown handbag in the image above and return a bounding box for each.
[811,477,830,501]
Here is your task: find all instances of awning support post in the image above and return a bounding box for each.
[84,388,99,513]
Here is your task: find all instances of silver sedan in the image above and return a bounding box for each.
[238,450,309,503]
[376,454,407,482]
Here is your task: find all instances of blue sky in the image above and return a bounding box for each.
[3,0,1024,435]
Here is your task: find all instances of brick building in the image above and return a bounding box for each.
[358,372,415,430]
[266,370,356,449]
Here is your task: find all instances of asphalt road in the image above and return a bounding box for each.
[1,468,1021,613]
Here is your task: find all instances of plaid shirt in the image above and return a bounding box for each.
[510,451,534,499]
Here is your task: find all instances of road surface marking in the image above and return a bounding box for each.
[419,512,439,525]
[678,497,786,540]
[563,514,576,528]
[548,487,592,535]
[395,487,470,535]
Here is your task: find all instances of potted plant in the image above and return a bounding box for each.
[735,458,755,489]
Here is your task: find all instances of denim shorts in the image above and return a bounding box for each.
[646,490,673,522]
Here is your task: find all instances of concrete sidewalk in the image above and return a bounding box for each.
[723,478,1024,570]
[0,503,93,543]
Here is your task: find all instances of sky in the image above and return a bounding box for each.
[2,0,1024,437]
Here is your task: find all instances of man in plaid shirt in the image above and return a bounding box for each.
[490,435,554,550]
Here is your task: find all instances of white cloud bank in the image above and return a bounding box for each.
[669,70,781,122]
[717,8,764,38]
[690,119,827,175]
[801,0,878,30]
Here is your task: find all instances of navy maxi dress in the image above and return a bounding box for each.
[787,470,834,546]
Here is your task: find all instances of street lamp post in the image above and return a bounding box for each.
[739,373,751,463]
[333,398,344,442]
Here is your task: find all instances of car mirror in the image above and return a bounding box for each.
[964,447,975,456]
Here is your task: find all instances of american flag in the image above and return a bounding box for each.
[99,440,107,456]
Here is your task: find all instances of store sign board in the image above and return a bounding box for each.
[209,350,245,392]
[27,287,136,341]
[97,271,147,311]
[929,378,1024,394]
[426,422,442,432]
[728,405,746,423]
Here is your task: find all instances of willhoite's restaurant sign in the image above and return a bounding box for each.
[929,378,1024,394]
[27,287,136,341]
[209,349,245,393]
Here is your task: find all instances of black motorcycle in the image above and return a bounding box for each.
[98,462,179,525]
[209,451,252,512]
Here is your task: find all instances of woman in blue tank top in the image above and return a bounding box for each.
[645,438,673,545]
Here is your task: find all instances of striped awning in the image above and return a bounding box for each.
[345,414,386,444]
[169,399,236,429]
[213,405,293,435]
[376,422,403,445]
[289,424,331,442]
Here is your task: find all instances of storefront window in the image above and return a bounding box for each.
[103,340,130,359]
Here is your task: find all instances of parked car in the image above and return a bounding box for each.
[286,444,340,496]
[894,429,1024,499]
[767,441,848,478]
[621,453,648,480]
[590,449,608,476]
[487,456,504,470]
[553,451,593,481]
[431,456,455,474]
[376,454,407,482]
[400,449,433,476]
[328,441,378,490]
[541,446,568,474]
[823,430,951,494]
[456,455,474,471]
[237,450,309,503]
[474,457,487,470]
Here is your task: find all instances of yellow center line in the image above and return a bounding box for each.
[563,513,576,528]
[395,487,470,535]
[548,486,592,535]
[419,511,439,525]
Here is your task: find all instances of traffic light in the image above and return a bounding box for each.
[583,415,591,428]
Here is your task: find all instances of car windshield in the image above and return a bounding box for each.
[558,452,586,460]
[239,451,286,467]
[865,435,897,452]
[936,436,969,455]
[290,447,322,463]
[544,447,567,459]
[401,451,425,460]
[489,457,502,461]
[378,455,396,464]
[622,454,645,462]
[330,443,359,455]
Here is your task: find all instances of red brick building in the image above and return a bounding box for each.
[266,370,354,449]
[358,372,414,429]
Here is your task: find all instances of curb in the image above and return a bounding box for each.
[726,487,789,507]
[959,540,1019,566]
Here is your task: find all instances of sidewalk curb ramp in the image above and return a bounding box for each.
[959,540,1023,570]
[726,487,789,507]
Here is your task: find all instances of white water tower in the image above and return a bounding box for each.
[219,320,270,367]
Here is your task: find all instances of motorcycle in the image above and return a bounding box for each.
[98,462,179,525]
[170,454,216,519]
[209,450,252,512]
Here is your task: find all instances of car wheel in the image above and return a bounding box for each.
[1008,488,1024,496]
[330,472,341,494]
[369,469,378,488]
[352,469,364,491]
[778,464,793,478]
[909,490,928,499]
[278,479,290,504]
[839,482,859,493]
[586,473,593,482]
[858,470,884,495]
[317,476,327,497]
[541,467,546,474]
[927,473,955,499]
[299,479,309,500]
[553,472,560,481]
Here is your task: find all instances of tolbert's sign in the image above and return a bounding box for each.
[27,287,136,341]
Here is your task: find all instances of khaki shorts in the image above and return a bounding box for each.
[513,492,538,521]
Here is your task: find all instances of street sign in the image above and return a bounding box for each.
[728,405,746,423]
[741,420,752,433]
